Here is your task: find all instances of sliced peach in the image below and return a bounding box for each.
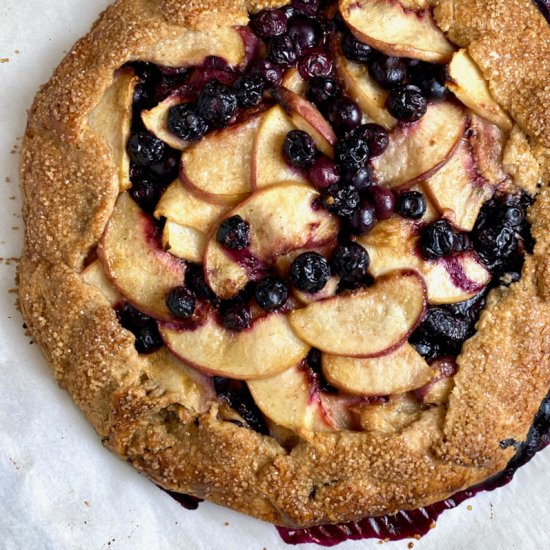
[252,106,309,189]
[143,348,215,415]
[322,344,435,396]
[248,363,336,433]
[357,217,491,304]
[142,94,191,151]
[331,34,396,130]
[372,100,466,187]
[339,0,454,63]
[289,271,427,358]
[160,311,310,380]
[81,260,121,306]
[154,180,230,233]
[422,136,494,231]
[204,183,340,299]
[270,86,337,157]
[162,221,206,263]
[446,49,513,132]
[414,357,457,404]
[181,114,262,204]
[89,70,136,191]
[282,67,308,96]
[98,193,186,321]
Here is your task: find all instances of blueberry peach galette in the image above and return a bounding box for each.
[19,0,550,532]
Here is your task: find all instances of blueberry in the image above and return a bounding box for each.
[341,165,374,195]
[168,103,209,141]
[335,136,370,171]
[134,324,164,354]
[349,200,377,235]
[233,74,265,108]
[290,251,331,293]
[197,80,238,128]
[287,15,323,51]
[127,132,165,166]
[250,9,288,39]
[185,263,218,303]
[220,301,252,332]
[332,242,370,282]
[453,233,472,253]
[166,286,196,319]
[254,276,289,311]
[352,123,389,157]
[369,55,406,89]
[411,307,469,356]
[342,32,372,63]
[283,130,317,169]
[387,84,427,122]
[269,34,300,66]
[407,60,448,101]
[214,377,268,433]
[368,185,395,220]
[396,190,427,219]
[307,156,340,189]
[291,0,321,16]
[499,196,525,227]
[419,220,457,260]
[323,183,360,217]
[249,58,284,86]
[216,215,251,250]
[298,50,333,79]
[326,96,362,133]
[117,303,151,332]
[474,225,517,269]
[148,149,180,183]
[307,76,339,106]
[129,178,162,213]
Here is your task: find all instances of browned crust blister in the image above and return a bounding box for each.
[18,0,550,527]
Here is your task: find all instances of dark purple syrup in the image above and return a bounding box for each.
[532,0,550,22]
[165,490,204,510]
[277,389,550,546]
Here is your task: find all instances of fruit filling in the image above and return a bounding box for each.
[83,0,539,441]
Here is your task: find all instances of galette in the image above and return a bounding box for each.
[19,0,550,529]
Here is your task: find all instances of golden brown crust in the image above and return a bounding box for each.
[19,0,550,528]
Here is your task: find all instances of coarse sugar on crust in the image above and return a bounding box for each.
[18,0,550,528]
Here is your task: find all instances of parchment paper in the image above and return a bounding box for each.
[0,1,548,548]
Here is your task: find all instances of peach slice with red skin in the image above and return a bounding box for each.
[142,95,191,151]
[289,271,427,358]
[160,310,310,380]
[445,49,513,132]
[330,34,396,130]
[322,343,435,396]
[270,86,337,158]
[252,106,309,189]
[421,134,495,232]
[414,357,457,404]
[247,363,338,433]
[339,0,455,63]
[98,192,186,322]
[372,100,466,188]
[180,113,263,205]
[204,182,340,299]
[357,216,491,304]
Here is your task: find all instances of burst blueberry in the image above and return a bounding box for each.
[166,286,196,319]
[255,277,289,311]
[396,191,427,220]
[387,84,427,122]
[216,216,251,250]
[290,252,331,293]
[127,131,165,166]
[332,242,370,282]
[168,103,209,141]
[197,80,238,128]
[323,184,360,218]
[284,130,317,169]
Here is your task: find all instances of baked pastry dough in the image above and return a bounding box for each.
[19,0,549,528]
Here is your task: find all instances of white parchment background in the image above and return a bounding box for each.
[0,1,548,548]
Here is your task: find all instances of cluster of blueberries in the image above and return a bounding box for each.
[120,0,534,396]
